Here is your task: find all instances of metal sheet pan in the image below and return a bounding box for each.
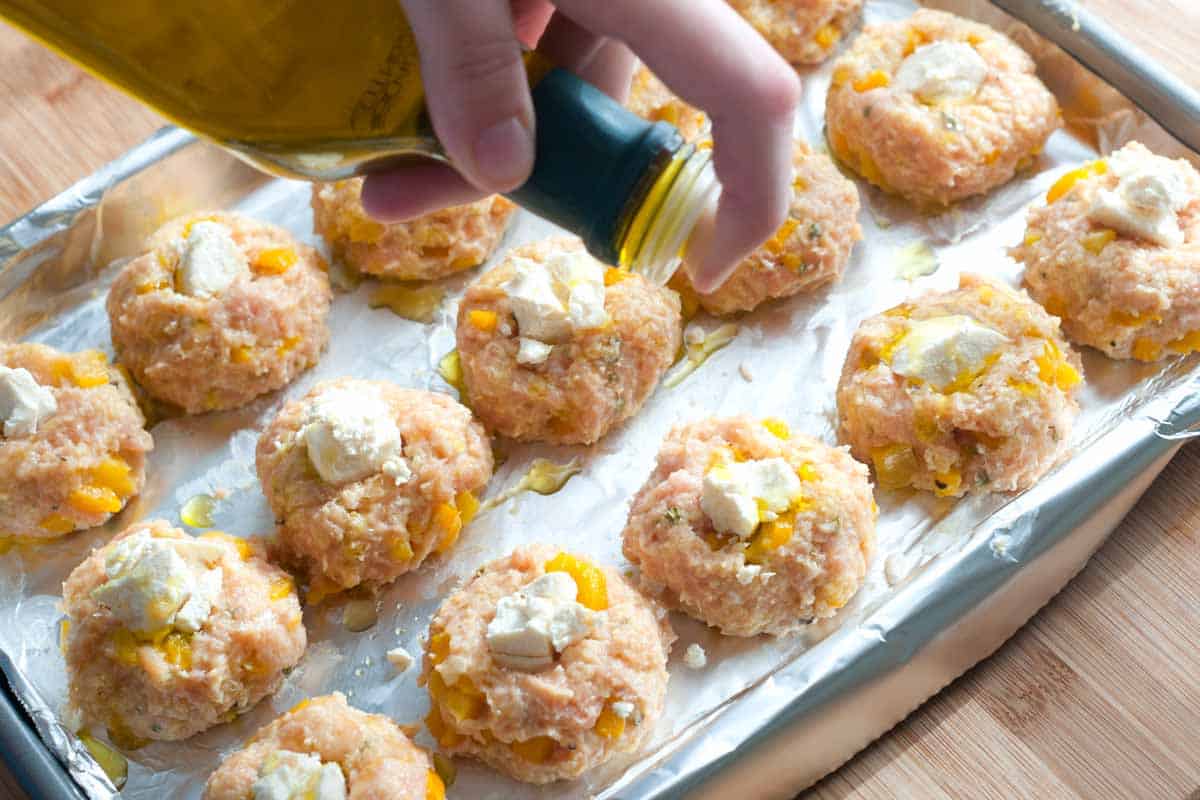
[1,1,1198,797]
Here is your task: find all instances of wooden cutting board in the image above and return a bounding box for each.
[0,2,1198,798]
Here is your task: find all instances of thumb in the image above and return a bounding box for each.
[400,0,536,193]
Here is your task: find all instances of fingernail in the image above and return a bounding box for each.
[473,116,535,191]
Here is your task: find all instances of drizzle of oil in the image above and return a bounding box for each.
[77,732,128,790]
[369,283,444,323]
[895,241,938,281]
[180,494,216,528]
[664,323,739,389]
[437,350,466,395]
[478,458,583,514]
[343,595,380,633]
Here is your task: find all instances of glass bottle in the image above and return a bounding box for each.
[0,0,715,282]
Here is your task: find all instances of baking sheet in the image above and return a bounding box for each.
[2,0,1199,797]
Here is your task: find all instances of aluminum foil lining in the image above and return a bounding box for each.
[1,1,1198,797]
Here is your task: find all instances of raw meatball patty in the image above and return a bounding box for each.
[1,342,152,539]
[674,141,862,315]
[728,0,864,65]
[837,273,1083,496]
[422,544,674,784]
[312,178,515,280]
[825,9,1060,207]
[625,66,709,143]
[203,692,442,800]
[456,237,682,445]
[1012,141,1200,361]
[623,416,875,636]
[256,379,492,598]
[107,211,331,414]
[62,521,305,745]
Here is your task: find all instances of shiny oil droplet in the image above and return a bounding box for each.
[664,323,739,388]
[895,240,938,281]
[343,597,379,633]
[78,732,128,790]
[180,494,216,528]
[437,349,465,394]
[369,284,444,323]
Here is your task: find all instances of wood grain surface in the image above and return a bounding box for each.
[1,1,1198,798]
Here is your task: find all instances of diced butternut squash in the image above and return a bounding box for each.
[429,631,452,666]
[604,267,632,286]
[511,736,557,763]
[853,69,891,92]
[932,470,961,497]
[745,518,793,564]
[426,770,446,800]
[762,418,791,440]
[455,491,480,524]
[467,309,498,332]
[1081,229,1116,254]
[1168,330,1200,354]
[252,247,297,275]
[1132,337,1162,361]
[1046,160,1107,204]
[92,457,136,497]
[544,553,608,611]
[813,24,841,48]
[425,708,462,748]
[594,704,626,740]
[432,502,463,554]
[160,632,192,670]
[69,486,122,515]
[268,576,294,600]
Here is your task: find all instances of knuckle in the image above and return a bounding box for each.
[744,67,802,120]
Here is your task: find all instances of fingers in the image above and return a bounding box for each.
[553,0,801,289]
[539,13,637,100]
[361,161,487,222]
[399,0,536,193]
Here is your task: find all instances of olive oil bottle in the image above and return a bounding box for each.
[0,0,715,281]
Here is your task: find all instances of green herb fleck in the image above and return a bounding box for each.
[663,507,683,525]
[808,222,822,240]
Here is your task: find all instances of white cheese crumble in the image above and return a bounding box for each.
[700,458,802,539]
[251,750,346,800]
[894,41,989,103]
[888,315,1008,391]
[735,563,763,585]
[611,701,636,720]
[516,337,553,365]
[684,643,707,670]
[0,366,56,438]
[502,251,609,347]
[302,386,411,485]
[485,572,598,672]
[176,221,248,298]
[386,646,413,673]
[1089,150,1191,247]
[90,531,223,635]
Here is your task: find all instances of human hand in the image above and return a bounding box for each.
[361,0,801,292]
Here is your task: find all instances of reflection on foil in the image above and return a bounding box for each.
[0,1,1199,798]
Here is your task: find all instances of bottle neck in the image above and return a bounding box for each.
[506,67,714,283]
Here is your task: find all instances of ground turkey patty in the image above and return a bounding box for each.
[456,237,682,445]
[0,342,152,539]
[421,544,674,784]
[622,416,875,637]
[256,379,492,598]
[728,0,864,65]
[673,141,862,315]
[62,520,305,744]
[1012,141,1200,361]
[312,178,515,281]
[203,692,441,800]
[625,66,709,143]
[825,9,1060,207]
[107,211,331,414]
[836,273,1083,496]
